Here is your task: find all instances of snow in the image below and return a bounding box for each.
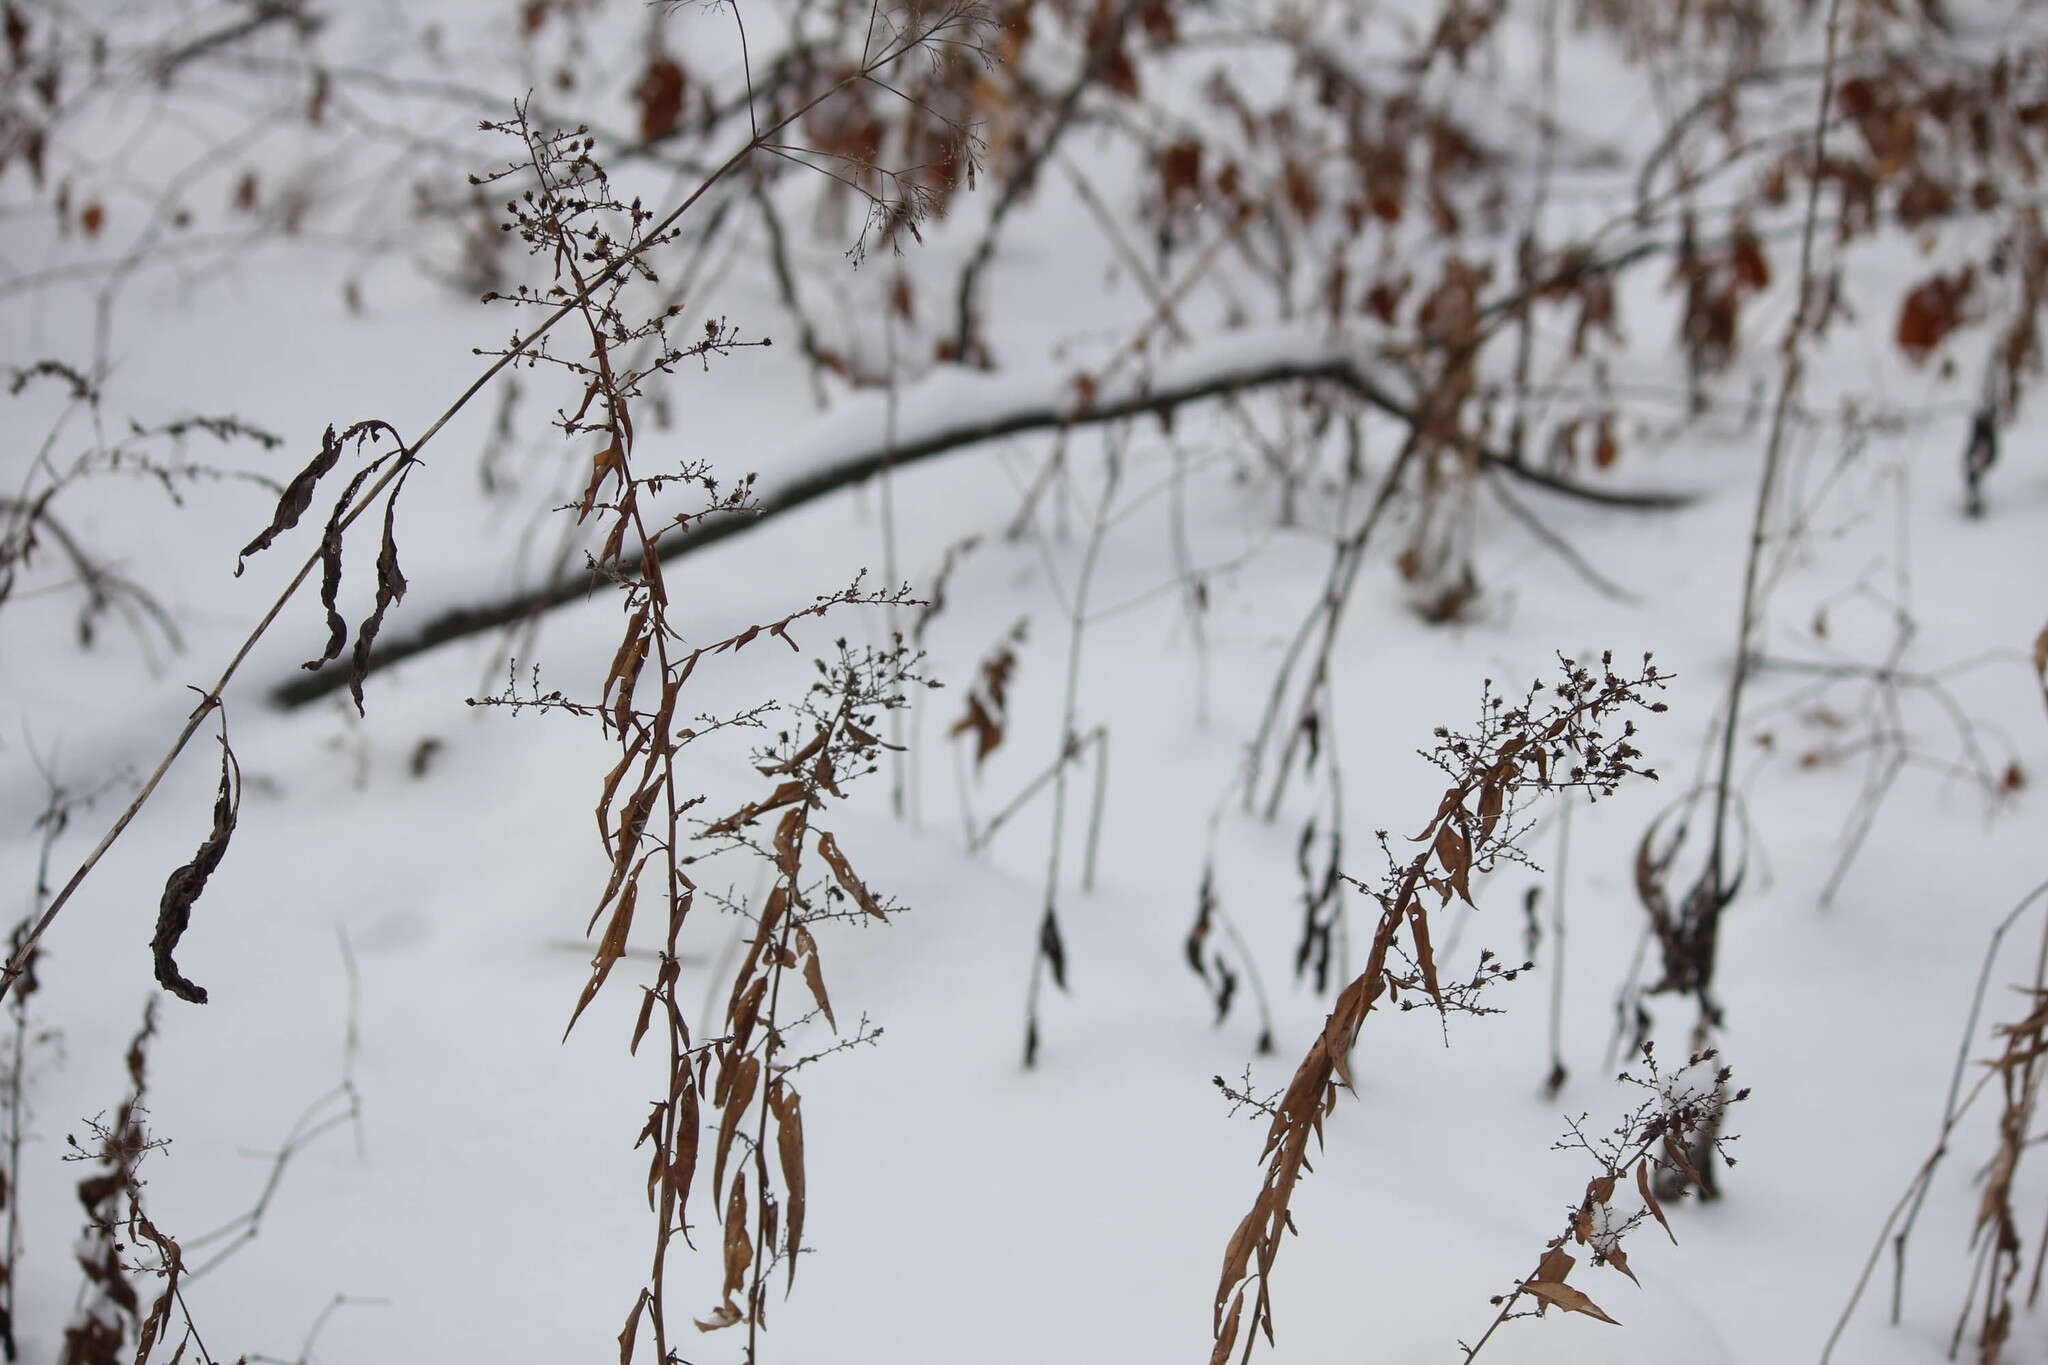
[3,1,2047,1363]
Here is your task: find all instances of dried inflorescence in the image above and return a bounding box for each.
[1458,1045,1746,1360]
[461,106,928,1362]
[1212,653,1670,1364]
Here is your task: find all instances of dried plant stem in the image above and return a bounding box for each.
[1822,878,2048,1363]
[1250,419,1424,819]
[1024,446,1121,1065]
[1704,0,1843,910]
[0,15,965,1005]
[1546,792,1571,1094]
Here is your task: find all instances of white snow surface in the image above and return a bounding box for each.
[2,2,2046,1363]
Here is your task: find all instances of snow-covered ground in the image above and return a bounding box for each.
[3,2,2047,1362]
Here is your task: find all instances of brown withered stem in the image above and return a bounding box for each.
[1458,1045,1746,1361]
[0,0,987,1010]
[462,99,926,1362]
[1211,653,1669,1364]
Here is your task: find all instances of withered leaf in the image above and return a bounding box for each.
[578,437,624,524]
[238,424,340,573]
[1406,899,1442,1007]
[793,923,836,1030]
[669,1076,700,1220]
[152,733,240,1004]
[773,805,806,879]
[605,606,652,698]
[346,482,410,715]
[1039,907,1068,991]
[721,1171,753,1303]
[1433,822,1473,905]
[695,1302,742,1333]
[1186,871,1216,975]
[565,862,642,1040]
[131,1210,183,1363]
[618,1292,648,1365]
[1210,1286,1246,1365]
[299,459,379,672]
[713,1053,760,1203]
[771,1082,806,1291]
[1604,1245,1638,1284]
[1532,1245,1575,1283]
[1895,266,1976,364]
[816,830,885,919]
[1522,1278,1620,1324]
[635,54,687,143]
[1636,1158,1676,1243]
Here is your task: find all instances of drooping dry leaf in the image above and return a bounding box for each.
[237,425,341,572]
[1636,1157,1675,1242]
[296,456,380,672]
[721,1172,754,1303]
[346,486,410,715]
[1522,1278,1621,1324]
[694,1302,742,1333]
[771,1082,806,1291]
[634,54,686,143]
[1405,899,1442,1007]
[1210,1286,1246,1365]
[713,1054,761,1202]
[816,830,885,919]
[130,1210,184,1361]
[565,864,641,1039]
[1531,1245,1575,1283]
[152,735,240,1005]
[1895,266,1976,364]
[1039,907,1068,991]
[792,924,836,1030]
[618,1291,648,1365]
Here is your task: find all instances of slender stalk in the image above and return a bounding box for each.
[0,9,974,1004]
[1705,0,1844,901]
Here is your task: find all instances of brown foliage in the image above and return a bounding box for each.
[1214,656,1669,1362]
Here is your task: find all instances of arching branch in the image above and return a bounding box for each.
[272,345,1694,707]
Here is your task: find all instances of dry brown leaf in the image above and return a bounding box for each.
[237,425,341,573]
[1210,1286,1246,1365]
[695,1302,742,1333]
[1532,1245,1575,1283]
[713,1053,760,1202]
[618,1290,648,1364]
[793,924,836,1030]
[152,734,240,1005]
[772,1083,806,1291]
[817,831,886,919]
[1523,1278,1621,1324]
[1637,1157,1675,1242]
[721,1172,753,1303]
[565,863,641,1039]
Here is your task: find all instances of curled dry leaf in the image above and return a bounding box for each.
[793,923,835,1030]
[720,1172,754,1309]
[1521,1278,1621,1325]
[346,483,410,715]
[816,830,885,919]
[1039,907,1069,991]
[1636,1158,1675,1243]
[771,1082,806,1291]
[565,860,643,1040]
[236,424,340,573]
[152,732,240,1005]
